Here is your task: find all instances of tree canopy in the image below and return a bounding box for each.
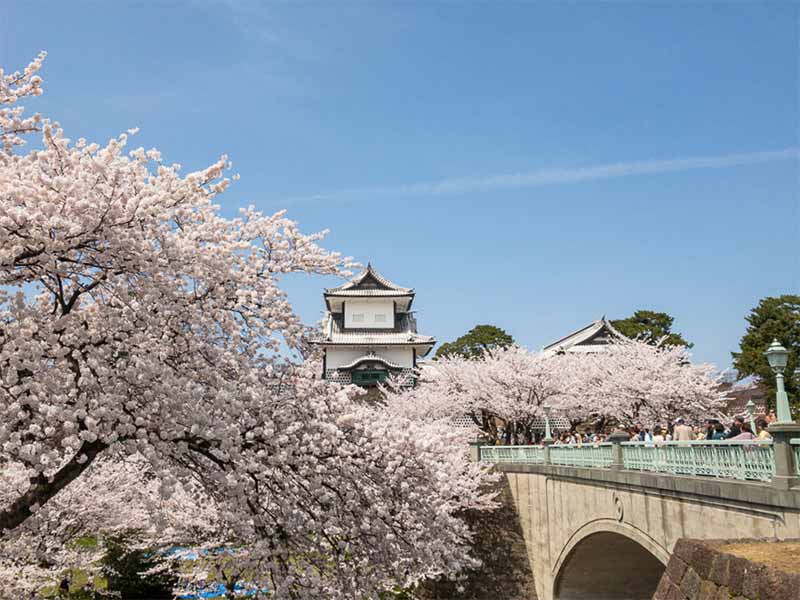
[0,53,496,598]
[435,324,515,359]
[390,342,723,443]
[611,310,692,348]
[732,295,800,408]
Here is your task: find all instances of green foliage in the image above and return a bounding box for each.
[434,324,514,359]
[72,535,99,549]
[732,295,800,409]
[101,536,177,599]
[611,310,691,348]
[379,588,412,600]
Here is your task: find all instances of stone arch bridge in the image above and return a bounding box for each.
[476,429,800,600]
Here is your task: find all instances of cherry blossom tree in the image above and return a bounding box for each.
[566,341,725,428]
[388,342,723,440]
[388,346,580,442]
[0,54,497,598]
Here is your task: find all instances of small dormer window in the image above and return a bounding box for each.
[374,314,386,324]
[352,313,365,323]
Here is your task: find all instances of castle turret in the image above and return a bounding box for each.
[313,264,435,387]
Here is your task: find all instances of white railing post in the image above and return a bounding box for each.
[542,436,554,465]
[768,424,800,489]
[607,430,629,471]
[469,440,484,463]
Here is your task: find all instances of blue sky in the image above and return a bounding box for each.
[3,1,798,369]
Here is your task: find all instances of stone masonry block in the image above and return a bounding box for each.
[708,552,731,588]
[726,555,749,596]
[713,586,731,600]
[664,581,687,600]
[653,574,673,600]
[691,544,717,579]
[741,563,766,599]
[674,539,702,563]
[680,567,702,599]
[697,579,719,600]
[665,556,689,586]
[755,568,800,600]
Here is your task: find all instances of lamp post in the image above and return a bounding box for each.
[765,339,792,424]
[764,339,799,490]
[745,399,757,434]
[543,403,554,445]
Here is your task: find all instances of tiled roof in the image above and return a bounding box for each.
[720,381,768,415]
[321,331,435,345]
[325,263,413,296]
[542,317,626,354]
[311,312,435,347]
[324,289,412,297]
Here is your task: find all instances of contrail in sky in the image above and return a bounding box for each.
[285,148,799,203]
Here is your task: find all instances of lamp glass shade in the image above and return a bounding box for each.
[765,340,789,370]
[543,403,551,416]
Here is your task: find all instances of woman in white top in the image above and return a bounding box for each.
[652,426,665,443]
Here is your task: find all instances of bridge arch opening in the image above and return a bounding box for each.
[554,531,665,600]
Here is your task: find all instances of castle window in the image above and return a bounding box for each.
[374,314,386,323]
[352,313,364,323]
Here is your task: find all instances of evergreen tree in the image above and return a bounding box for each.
[101,536,177,599]
[732,295,800,410]
[435,325,514,359]
[611,310,691,348]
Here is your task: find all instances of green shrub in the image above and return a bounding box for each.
[101,536,177,599]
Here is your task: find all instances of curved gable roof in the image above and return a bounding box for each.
[543,317,626,354]
[337,354,405,370]
[325,263,413,296]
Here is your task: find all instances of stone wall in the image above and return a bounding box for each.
[417,477,538,600]
[653,538,800,600]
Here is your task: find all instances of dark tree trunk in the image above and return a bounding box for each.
[0,439,107,533]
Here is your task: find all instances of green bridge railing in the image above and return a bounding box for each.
[479,439,786,484]
[621,440,774,482]
[550,443,614,468]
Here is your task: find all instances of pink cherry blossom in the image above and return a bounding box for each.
[0,55,497,598]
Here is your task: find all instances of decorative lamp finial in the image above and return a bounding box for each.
[765,339,789,372]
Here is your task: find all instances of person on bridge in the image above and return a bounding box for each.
[673,418,694,441]
[725,416,744,439]
[712,422,726,440]
[757,419,772,440]
[704,419,720,440]
[729,422,756,441]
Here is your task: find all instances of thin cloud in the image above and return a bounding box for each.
[286,148,799,204]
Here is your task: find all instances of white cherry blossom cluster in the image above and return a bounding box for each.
[0,55,498,597]
[0,51,45,151]
[387,342,724,438]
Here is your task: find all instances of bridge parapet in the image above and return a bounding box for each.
[477,438,800,599]
[479,438,800,488]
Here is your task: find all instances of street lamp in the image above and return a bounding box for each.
[765,339,792,424]
[543,403,554,444]
[745,399,757,434]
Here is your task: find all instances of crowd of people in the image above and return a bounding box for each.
[496,410,778,446]
[621,413,775,443]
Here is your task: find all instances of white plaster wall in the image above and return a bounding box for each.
[344,299,394,329]
[326,346,413,369]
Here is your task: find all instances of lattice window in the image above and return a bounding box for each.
[452,415,477,430]
[396,368,415,387]
[325,369,352,385]
[530,415,571,432]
